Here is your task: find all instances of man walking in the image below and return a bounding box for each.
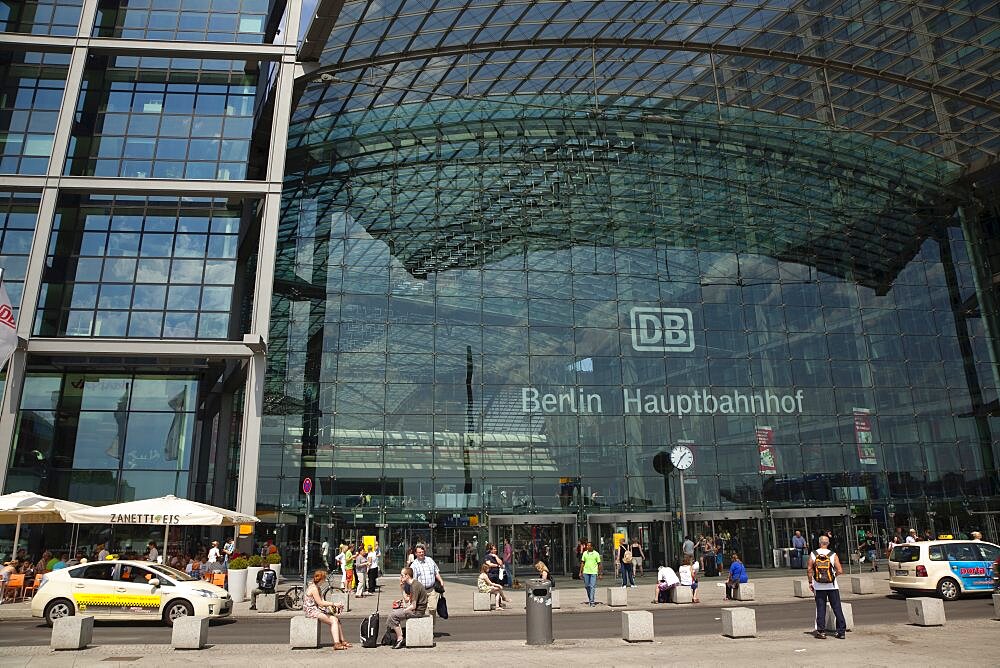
[792,530,807,568]
[387,567,427,649]
[579,541,602,606]
[682,535,695,561]
[808,535,846,640]
[321,538,330,571]
[411,543,444,616]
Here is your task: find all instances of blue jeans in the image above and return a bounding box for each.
[582,573,597,603]
[621,563,634,587]
[815,588,846,635]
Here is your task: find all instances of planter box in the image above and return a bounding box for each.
[246,567,263,599]
[227,568,247,603]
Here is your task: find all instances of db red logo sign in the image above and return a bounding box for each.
[959,567,985,576]
[0,305,14,329]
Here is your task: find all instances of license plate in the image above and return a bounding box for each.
[896,570,907,576]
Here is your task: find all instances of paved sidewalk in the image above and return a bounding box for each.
[0,618,995,667]
[0,570,896,621]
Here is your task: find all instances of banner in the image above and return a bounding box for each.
[854,408,877,465]
[0,272,17,370]
[756,426,777,474]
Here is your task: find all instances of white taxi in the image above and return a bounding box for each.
[32,560,232,626]
[888,539,1000,601]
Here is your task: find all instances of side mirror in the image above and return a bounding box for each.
[148,578,160,588]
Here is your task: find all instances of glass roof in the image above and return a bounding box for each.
[296,0,999,167]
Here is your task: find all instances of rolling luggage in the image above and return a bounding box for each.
[790,551,803,569]
[360,591,381,648]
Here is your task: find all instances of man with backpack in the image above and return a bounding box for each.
[808,534,846,639]
[248,563,278,610]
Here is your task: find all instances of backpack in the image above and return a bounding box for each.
[813,551,836,584]
[622,549,633,564]
[259,569,277,592]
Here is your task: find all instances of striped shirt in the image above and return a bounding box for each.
[411,555,439,589]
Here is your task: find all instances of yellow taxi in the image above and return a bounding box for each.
[31,559,232,626]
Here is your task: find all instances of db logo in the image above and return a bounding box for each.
[0,305,13,329]
[629,307,695,352]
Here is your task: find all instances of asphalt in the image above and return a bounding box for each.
[0,595,995,647]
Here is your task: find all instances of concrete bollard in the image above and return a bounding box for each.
[473,591,494,611]
[671,586,693,604]
[51,615,94,650]
[734,582,755,601]
[793,580,810,598]
[994,594,1000,620]
[825,602,854,631]
[328,590,351,612]
[290,616,321,648]
[257,593,280,613]
[405,615,434,647]
[621,610,654,642]
[172,616,209,650]
[850,576,874,594]
[606,587,627,607]
[721,607,757,638]
[906,597,946,626]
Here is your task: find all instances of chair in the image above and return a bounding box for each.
[21,574,43,601]
[211,573,227,587]
[2,574,24,603]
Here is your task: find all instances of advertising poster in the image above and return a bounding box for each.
[854,408,877,465]
[756,426,777,474]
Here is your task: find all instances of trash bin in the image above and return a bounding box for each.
[525,578,553,645]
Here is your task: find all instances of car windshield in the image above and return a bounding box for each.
[148,563,197,582]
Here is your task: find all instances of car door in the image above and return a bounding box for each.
[114,564,164,619]
[943,542,986,592]
[972,543,1000,592]
[67,562,119,618]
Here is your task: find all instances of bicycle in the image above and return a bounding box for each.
[282,583,346,610]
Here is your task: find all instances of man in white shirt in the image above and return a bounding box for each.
[808,535,846,639]
[321,539,330,570]
[146,542,159,563]
[97,544,109,562]
[905,529,918,544]
[367,542,380,592]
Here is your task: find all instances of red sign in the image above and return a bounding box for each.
[854,408,877,465]
[302,477,312,494]
[756,426,777,475]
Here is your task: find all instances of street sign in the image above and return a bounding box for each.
[302,477,312,494]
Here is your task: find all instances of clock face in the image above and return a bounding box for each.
[670,445,694,470]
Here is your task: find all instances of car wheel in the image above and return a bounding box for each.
[163,599,194,626]
[937,577,960,601]
[44,598,75,627]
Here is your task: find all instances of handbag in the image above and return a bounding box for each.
[436,594,449,619]
[498,567,506,581]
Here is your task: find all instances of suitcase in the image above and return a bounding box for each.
[704,559,718,578]
[790,552,803,569]
[361,591,381,648]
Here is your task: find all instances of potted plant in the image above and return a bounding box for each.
[246,554,264,599]
[226,557,248,603]
[266,552,282,579]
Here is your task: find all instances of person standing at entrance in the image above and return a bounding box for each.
[579,541,602,606]
[792,530,807,568]
[368,542,380,593]
[618,538,635,588]
[631,538,645,577]
[321,538,330,571]
[808,535,846,640]
[502,538,514,587]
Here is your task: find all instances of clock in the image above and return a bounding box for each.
[670,445,694,470]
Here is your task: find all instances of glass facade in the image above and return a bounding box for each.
[0,0,83,36]
[93,0,271,43]
[0,51,68,175]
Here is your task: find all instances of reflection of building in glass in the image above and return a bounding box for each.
[2,1,1000,570]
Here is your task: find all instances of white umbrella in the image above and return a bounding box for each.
[64,494,259,558]
[0,491,92,560]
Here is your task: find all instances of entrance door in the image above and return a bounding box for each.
[710,519,764,569]
[489,516,575,576]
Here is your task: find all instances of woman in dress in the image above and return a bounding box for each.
[304,569,350,650]
[478,563,508,609]
[484,544,505,585]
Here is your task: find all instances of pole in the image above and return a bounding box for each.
[11,515,21,560]
[163,524,169,564]
[303,490,311,592]
[679,470,687,542]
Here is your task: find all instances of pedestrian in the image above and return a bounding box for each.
[630,537,645,577]
[321,538,330,571]
[905,529,918,544]
[96,544,109,562]
[222,537,235,567]
[368,541,380,593]
[388,567,428,649]
[249,562,277,610]
[792,530,807,568]
[304,569,350,650]
[343,543,355,591]
[354,547,369,597]
[681,535,695,561]
[808,535,846,640]
[471,537,480,567]
[335,544,347,589]
[679,554,700,603]
[146,541,159,563]
[653,564,679,603]
[573,539,585,579]
[579,541,602,607]
[618,538,635,588]
[463,539,473,569]
[206,540,221,574]
[725,552,748,600]
[410,543,444,616]
[502,538,514,586]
